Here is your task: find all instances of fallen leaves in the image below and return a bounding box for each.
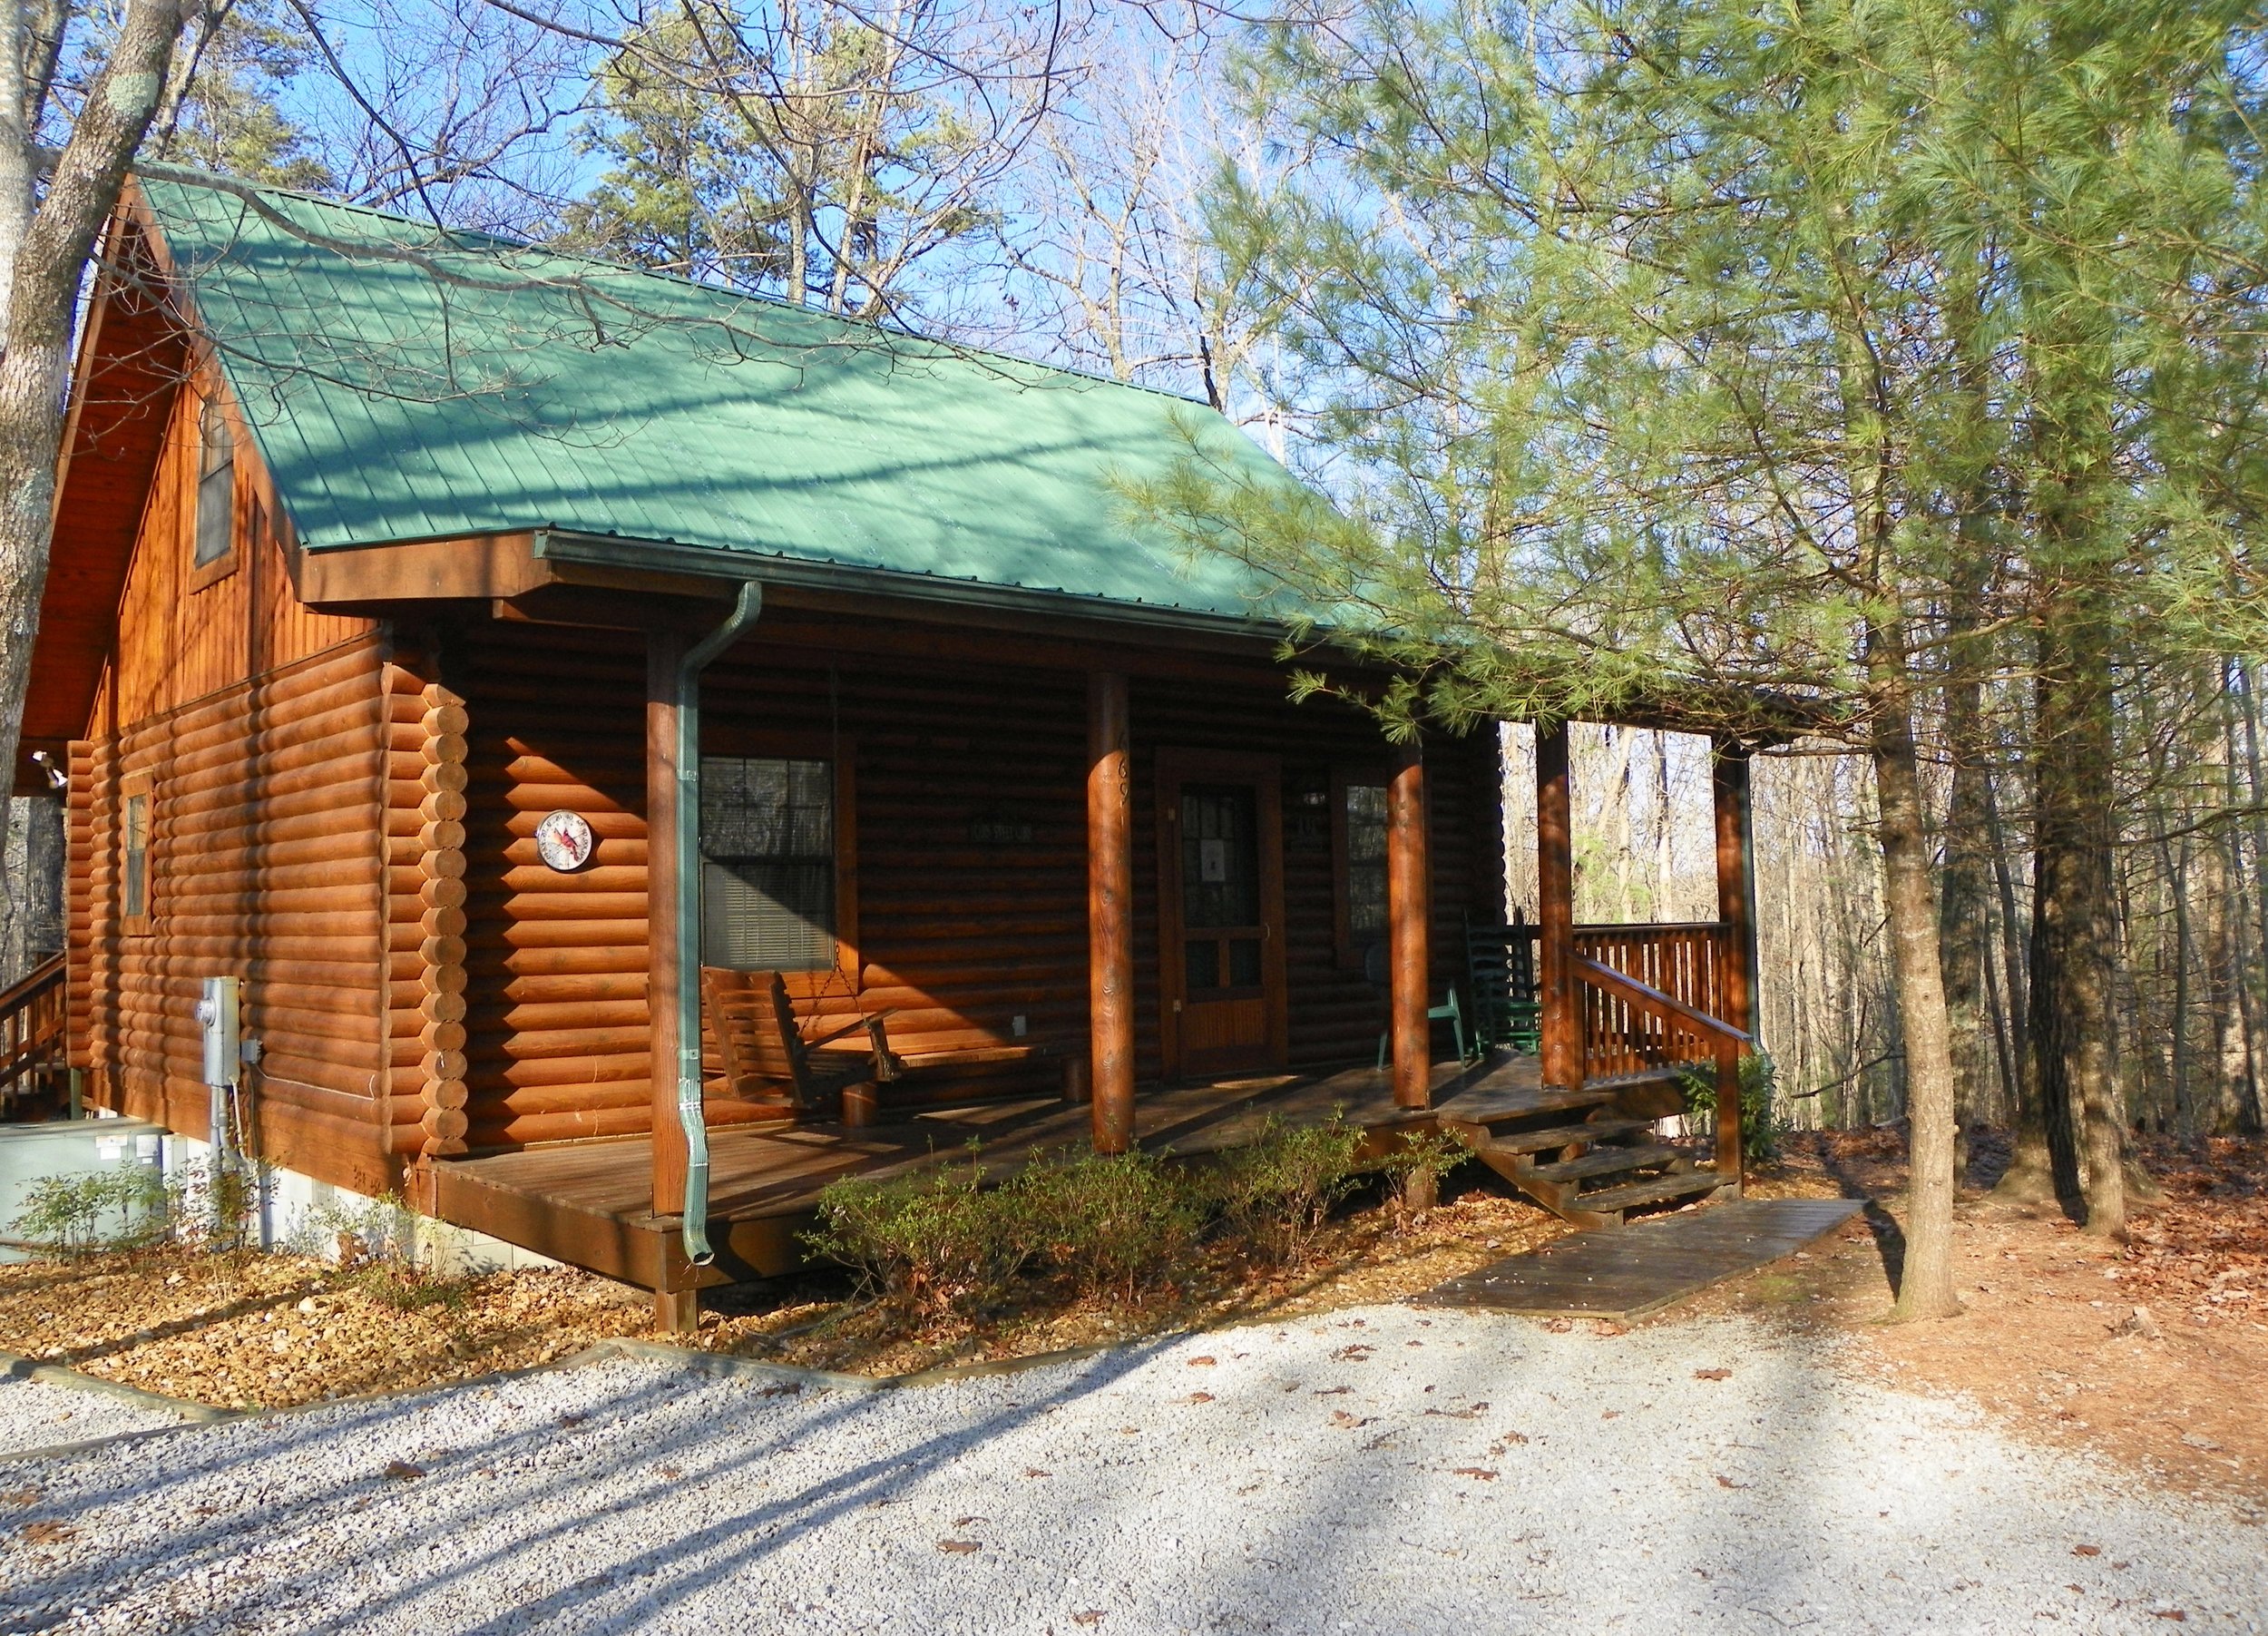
[1450,1467,1499,1482]
[1694,1368,1732,1381]
[1187,1392,1215,1405]
[2072,1545,2102,1557]
[1714,1475,1749,1490]
[1328,1409,1378,1429]
[20,1521,75,1545]
[935,1539,981,1554]
[0,1249,651,1412]
[1070,1612,1108,1626]
[1187,1356,1217,1367]
[382,1461,426,1481]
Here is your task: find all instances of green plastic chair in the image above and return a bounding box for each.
[1464,916,1541,1055]
[1365,941,1470,1066]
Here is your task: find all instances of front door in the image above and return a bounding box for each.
[1158,749,1286,1078]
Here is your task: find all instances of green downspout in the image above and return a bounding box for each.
[675,581,764,1264]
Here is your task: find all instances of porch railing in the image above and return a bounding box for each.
[1567,922,1747,1183]
[1570,922,1735,1082]
[0,952,66,1114]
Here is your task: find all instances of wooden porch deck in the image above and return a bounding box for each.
[433,1053,1559,1293]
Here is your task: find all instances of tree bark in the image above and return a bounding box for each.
[2029,616,2128,1238]
[0,0,187,883]
[1986,754,2057,1201]
[1869,620,1961,1322]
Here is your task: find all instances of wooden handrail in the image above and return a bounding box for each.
[1573,950,1746,1190]
[0,952,64,1017]
[1574,955,1750,1047]
[0,952,66,1102]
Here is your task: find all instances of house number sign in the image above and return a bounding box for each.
[534,809,596,872]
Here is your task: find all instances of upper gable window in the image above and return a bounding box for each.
[194,397,233,569]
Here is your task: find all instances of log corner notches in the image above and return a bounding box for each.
[389,653,472,1160]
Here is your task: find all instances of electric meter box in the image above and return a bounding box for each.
[197,975,240,1090]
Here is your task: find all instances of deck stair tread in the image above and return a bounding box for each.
[1477,1117,1655,1155]
[1442,1087,1618,1127]
[1523,1142,1681,1184]
[1571,1171,1733,1215]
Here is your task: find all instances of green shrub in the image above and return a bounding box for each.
[1378,1128,1473,1217]
[11,1161,169,1255]
[1205,1115,1366,1269]
[806,1147,1035,1317]
[1019,1149,1203,1304]
[167,1156,270,1254]
[1681,1053,1782,1161]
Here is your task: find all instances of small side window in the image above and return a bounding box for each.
[193,397,234,573]
[1331,770,1390,968]
[122,781,151,933]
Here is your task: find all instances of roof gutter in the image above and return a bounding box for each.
[672,580,763,1264]
[530,527,1296,643]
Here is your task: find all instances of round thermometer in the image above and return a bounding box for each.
[533,809,596,872]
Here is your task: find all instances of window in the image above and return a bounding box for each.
[699,756,836,971]
[1343,782,1389,942]
[122,785,151,931]
[194,397,234,570]
[1180,784,1263,994]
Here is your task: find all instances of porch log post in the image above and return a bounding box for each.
[646,630,692,1325]
[1536,720,1583,1091]
[1387,740,1432,1109]
[1087,671,1136,1153]
[1710,741,1759,1035]
[1711,739,1756,1191]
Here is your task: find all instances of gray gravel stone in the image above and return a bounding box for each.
[0,1374,186,1460]
[0,1305,2259,1633]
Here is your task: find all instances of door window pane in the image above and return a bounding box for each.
[1184,937,1220,991]
[1227,936,1263,988]
[1181,785,1259,927]
[700,756,835,970]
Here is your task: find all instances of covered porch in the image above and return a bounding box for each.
[418,597,1765,1323]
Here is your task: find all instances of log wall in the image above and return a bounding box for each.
[444,619,1502,1151]
[68,638,393,1194]
[66,375,389,1196]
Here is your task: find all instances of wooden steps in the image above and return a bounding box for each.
[1482,1117,1654,1155]
[1570,1171,1731,1217]
[1525,1142,1680,1184]
[1442,1079,1733,1229]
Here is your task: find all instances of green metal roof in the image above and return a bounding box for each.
[138,175,1308,628]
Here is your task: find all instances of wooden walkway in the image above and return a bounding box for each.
[434,1053,1556,1292]
[1416,1197,1864,1321]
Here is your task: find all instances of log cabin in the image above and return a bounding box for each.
[20,174,1765,1328]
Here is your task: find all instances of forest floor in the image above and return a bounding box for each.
[1681,1127,2268,1509]
[1,1129,2261,1514]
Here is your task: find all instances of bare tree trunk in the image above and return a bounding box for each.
[1871,621,1961,1321]
[1940,693,1993,1127]
[0,0,187,887]
[2031,619,2128,1239]
[1987,758,2056,1200]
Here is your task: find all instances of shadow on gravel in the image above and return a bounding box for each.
[0,1337,1188,1634]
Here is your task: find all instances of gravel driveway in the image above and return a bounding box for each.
[1,1305,2260,1634]
[0,1375,185,1460]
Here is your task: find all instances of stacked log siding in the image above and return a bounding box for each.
[69,637,393,1194]
[444,621,1500,1151]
